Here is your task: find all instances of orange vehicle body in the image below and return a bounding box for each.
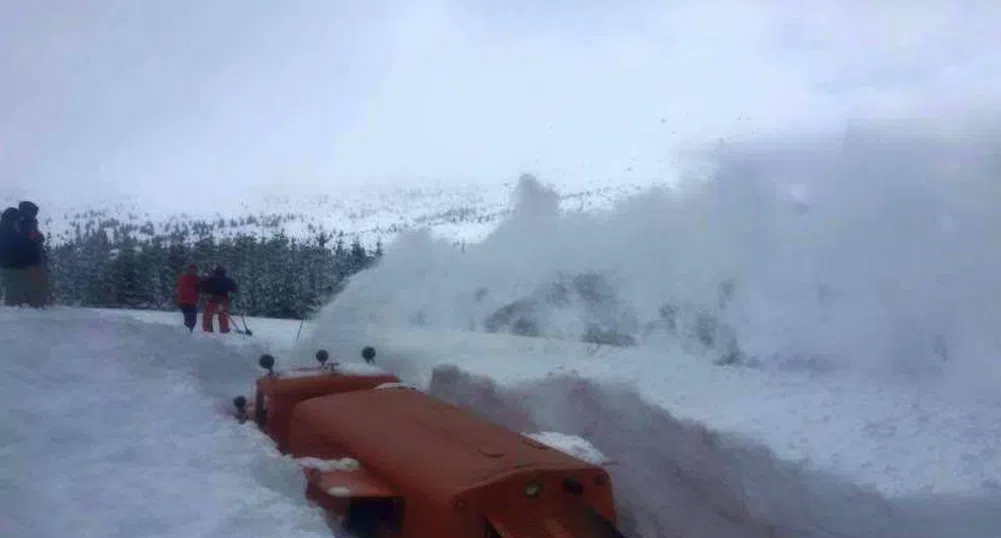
[252,365,400,452]
[245,355,624,538]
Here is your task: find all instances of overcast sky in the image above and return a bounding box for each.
[2,0,999,214]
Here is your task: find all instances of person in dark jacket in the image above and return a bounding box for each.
[200,265,238,333]
[16,201,48,307]
[175,264,202,332]
[0,208,20,264]
[1,207,32,306]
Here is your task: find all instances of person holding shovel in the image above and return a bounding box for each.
[199,265,238,333]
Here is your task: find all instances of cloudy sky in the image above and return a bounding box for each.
[2,0,999,214]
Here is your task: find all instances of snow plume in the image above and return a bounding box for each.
[428,364,1001,538]
[315,115,1001,388]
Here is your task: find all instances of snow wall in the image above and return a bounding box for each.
[427,364,1000,538]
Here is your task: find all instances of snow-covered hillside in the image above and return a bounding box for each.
[0,308,333,538]
[5,176,658,248]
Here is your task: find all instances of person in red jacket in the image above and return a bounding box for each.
[175,264,201,332]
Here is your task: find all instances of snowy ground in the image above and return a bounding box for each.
[78,301,1001,538]
[292,326,1001,538]
[293,325,1001,499]
[0,307,334,538]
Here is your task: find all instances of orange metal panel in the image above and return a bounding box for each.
[288,386,618,538]
[256,368,400,451]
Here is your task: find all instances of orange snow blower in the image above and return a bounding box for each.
[233,348,628,538]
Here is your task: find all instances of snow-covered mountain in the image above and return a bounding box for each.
[14,176,663,248]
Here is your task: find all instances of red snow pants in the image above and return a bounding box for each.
[202,298,231,333]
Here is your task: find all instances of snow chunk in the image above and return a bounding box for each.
[523,432,608,465]
[374,382,418,390]
[296,457,362,472]
[326,486,352,497]
[276,362,388,378]
[279,367,335,378]
[335,362,388,376]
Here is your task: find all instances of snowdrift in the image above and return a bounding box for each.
[428,364,1001,538]
[0,307,332,538]
[289,324,1001,537]
[298,322,1001,501]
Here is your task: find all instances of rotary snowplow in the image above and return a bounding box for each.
[232,347,629,538]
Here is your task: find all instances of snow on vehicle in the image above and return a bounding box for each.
[233,347,628,538]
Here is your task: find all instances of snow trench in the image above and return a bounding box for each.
[427,364,1001,538]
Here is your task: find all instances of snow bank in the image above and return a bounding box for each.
[295,323,1001,499]
[0,307,333,538]
[428,364,1001,538]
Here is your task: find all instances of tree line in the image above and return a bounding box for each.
[45,217,382,319]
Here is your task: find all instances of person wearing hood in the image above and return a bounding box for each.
[174,263,202,332]
[199,265,238,333]
[16,201,49,307]
[0,207,32,306]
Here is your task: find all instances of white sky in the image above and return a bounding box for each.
[2,0,999,214]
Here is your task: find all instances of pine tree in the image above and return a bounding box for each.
[350,237,368,273]
[43,216,380,319]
